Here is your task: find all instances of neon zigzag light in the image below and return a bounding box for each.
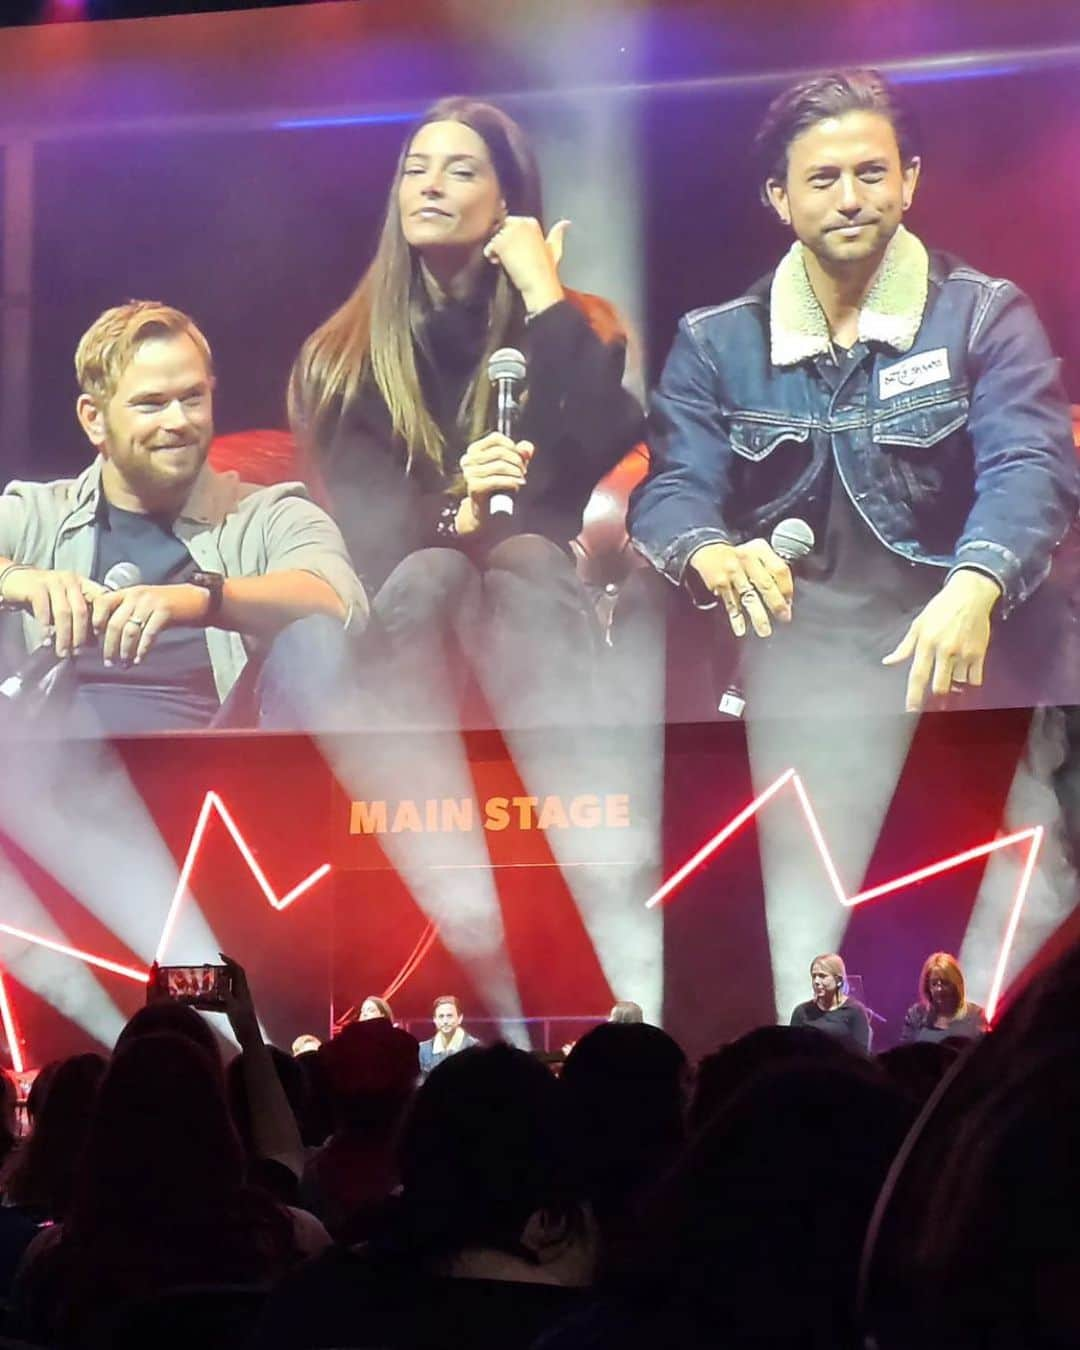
[152,791,332,964]
[0,970,23,1077]
[0,791,332,1069]
[644,767,1043,1022]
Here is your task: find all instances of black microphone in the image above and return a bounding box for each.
[486,346,527,518]
[0,562,142,701]
[716,518,816,720]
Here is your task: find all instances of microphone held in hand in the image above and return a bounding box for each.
[486,347,527,518]
[0,562,143,702]
[769,517,815,567]
[716,519,816,720]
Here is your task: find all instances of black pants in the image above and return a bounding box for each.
[361,535,602,730]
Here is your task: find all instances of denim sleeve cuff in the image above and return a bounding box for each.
[632,526,732,586]
[949,539,1024,612]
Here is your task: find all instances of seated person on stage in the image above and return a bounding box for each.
[629,69,1079,717]
[289,96,645,726]
[332,993,394,1032]
[790,953,871,1053]
[418,995,480,1078]
[0,302,365,734]
[900,951,987,1045]
[358,994,394,1022]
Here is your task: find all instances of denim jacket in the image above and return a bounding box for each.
[629,227,1079,613]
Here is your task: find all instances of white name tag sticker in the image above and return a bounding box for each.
[878,348,951,400]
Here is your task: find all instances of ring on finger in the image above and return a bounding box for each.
[738,588,759,603]
[124,617,146,629]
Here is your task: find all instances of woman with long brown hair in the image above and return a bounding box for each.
[900,952,987,1044]
[290,96,644,726]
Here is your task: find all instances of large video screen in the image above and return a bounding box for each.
[0,0,1077,739]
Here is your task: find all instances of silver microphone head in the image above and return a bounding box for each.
[769,518,815,564]
[487,347,527,385]
[102,562,142,591]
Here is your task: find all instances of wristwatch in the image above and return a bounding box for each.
[189,569,225,623]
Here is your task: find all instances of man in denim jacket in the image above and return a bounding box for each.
[630,70,1078,714]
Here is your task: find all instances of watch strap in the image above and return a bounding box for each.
[189,570,225,622]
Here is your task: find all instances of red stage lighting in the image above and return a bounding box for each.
[644,769,1043,1020]
[381,919,439,1002]
[0,969,24,1076]
[1,790,332,1068]
[154,790,332,964]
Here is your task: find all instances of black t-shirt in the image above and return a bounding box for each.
[251,1244,584,1350]
[741,342,943,717]
[790,999,871,1053]
[70,501,220,733]
[795,343,941,646]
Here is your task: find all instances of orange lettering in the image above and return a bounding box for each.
[569,795,601,827]
[350,800,387,834]
[537,795,569,830]
[512,796,539,829]
[605,794,630,827]
[484,797,510,831]
[442,798,474,832]
[391,800,422,833]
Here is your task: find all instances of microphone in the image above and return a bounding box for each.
[486,346,527,517]
[0,562,142,702]
[716,519,816,720]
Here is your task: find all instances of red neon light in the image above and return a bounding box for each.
[644,769,1042,1021]
[0,922,149,983]
[381,920,439,1002]
[154,791,332,964]
[0,969,24,1076]
[0,790,332,1065]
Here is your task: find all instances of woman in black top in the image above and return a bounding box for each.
[289,97,644,727]
[789,953,871,1053]
[900,951,987,1044]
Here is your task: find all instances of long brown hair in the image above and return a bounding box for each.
[290,97,544,475]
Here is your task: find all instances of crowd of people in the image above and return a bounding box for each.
[0,935,1072,1348]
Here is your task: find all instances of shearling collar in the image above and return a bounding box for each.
[769,225,930,367]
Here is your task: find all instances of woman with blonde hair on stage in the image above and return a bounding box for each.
[901,952,987,1044]
[789,953,871,1053]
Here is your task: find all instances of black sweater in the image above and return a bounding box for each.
[790,999,872,1053]
[315,297,645,593]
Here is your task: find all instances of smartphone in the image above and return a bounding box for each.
[150,963,233,1012]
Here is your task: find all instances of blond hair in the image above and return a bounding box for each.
[75,301,214,405]
[810,953,847,989]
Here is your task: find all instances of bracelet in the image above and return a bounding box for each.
[0,562,32,609]
[435,502,459,539]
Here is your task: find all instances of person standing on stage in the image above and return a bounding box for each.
[790,954,871,1052]
[418,995,480,1078]
[629,69,1078,716]
[900,951,987,1044]
[290,97,644,726]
